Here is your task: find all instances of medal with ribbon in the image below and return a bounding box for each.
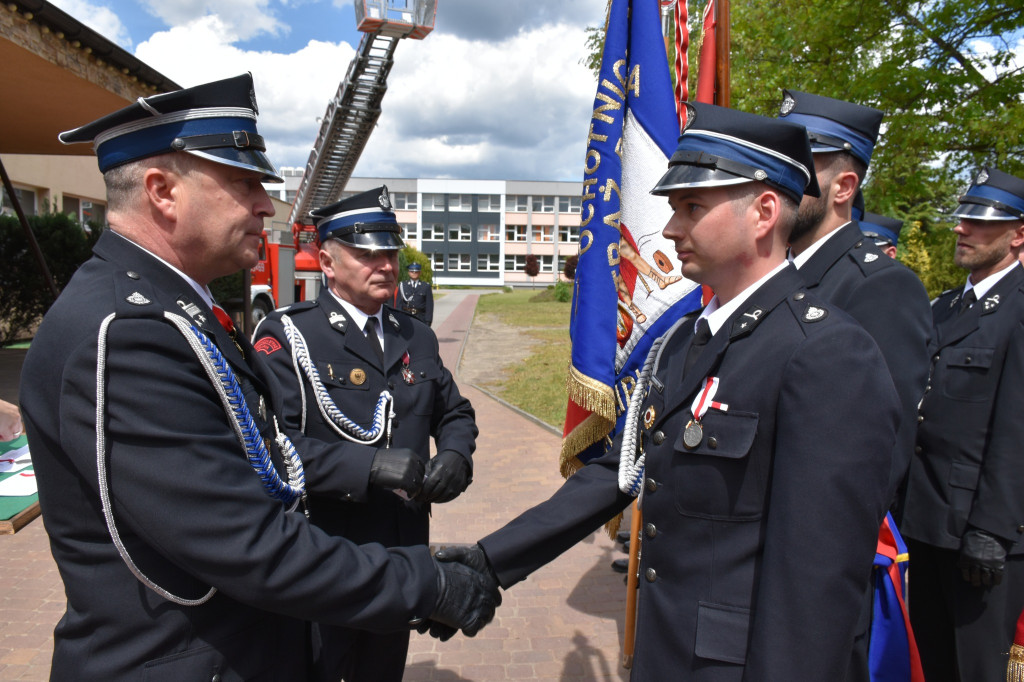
[401,351,415,384]
[683,376,729,449]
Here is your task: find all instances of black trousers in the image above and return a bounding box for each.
[310,624,411,682]
[907,539,1024,682]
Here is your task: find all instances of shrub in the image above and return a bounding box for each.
[398,246,433,283]
[524,254,540,278]
[563,254,578,280]
[553,279,572,302]
[0,213,103,345]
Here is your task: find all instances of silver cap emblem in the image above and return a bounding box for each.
[126,292,151,305]
[780,93,796,115]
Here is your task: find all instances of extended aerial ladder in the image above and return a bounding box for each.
[287,0,436,228]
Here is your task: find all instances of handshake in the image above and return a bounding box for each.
[422,544,501,641]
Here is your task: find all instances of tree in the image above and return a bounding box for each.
[525,253,540,282]
[398,245,433,283]
[564,254,579,280]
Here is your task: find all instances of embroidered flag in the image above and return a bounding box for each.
[560,0,702,478]
[870,512,925,682]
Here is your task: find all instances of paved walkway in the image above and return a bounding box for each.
[0,293,631,681]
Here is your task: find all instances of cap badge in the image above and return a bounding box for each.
[754,170,767,181]
[864,253,879,263]
[126,292,151,305]
[780,93,796,116]
[977,169,989,185]
[682,103,697,131]
[804,305,828,322]
[379,186,392,210]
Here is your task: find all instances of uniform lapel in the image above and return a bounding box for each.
[935,265,1024,348]
[797,222,862,288]
[382,308,410,371]
[663,266,803,418]
[316,290,382,369]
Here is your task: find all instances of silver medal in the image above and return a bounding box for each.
[683,419,703,449]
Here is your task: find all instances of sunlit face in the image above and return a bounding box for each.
[174,159,274,285]
[953,217,1024,282]
[790,158,833,244]
[321,241,399,314]
[409,269,421,280]
[662,185,755,298]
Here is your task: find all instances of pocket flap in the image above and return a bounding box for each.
[674,411,758,459]
[945,347,994,370]
[694,601,751,665]
[949,461,981,490]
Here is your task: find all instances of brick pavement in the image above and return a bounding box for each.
[0,293,632,681]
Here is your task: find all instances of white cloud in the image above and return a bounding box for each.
[140,0,284,42]
[49,0,133,48]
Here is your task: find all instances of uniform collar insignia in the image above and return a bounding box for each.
[176,298,207,326]
[126,292,151,305]
[804,305,828,322]
[864,253,879,263]
[731,305,765,336]
[388,312,400,329]
[983,293,1000,311]
[328,311,348,332]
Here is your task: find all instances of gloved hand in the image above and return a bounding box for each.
[416,450,471,503]
[958,527,1011,587]
[425,557,501,641]
[369,447,424,498]
[435,543,499,587]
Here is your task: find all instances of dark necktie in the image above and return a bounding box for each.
[365,316,384,364]
[959,289,977,315]
[684,318,713,375]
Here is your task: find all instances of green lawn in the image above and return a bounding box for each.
[475,290,571,428]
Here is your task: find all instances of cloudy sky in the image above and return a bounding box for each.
[51,0,610,181]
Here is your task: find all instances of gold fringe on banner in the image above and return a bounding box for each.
[1008,644,1024,682]
[565,364,618,420]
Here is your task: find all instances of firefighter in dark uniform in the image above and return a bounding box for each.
[780,90,932,510]
[436,103,901,680]
[18,74,497,681]
[860,211,903,259]
[901,167,1024,682]
[397,262,433,326]
[253,186,477,681]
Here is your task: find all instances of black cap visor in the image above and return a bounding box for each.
[952,200,1024,222]
[189,147,283,183]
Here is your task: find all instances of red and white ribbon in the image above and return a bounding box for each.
[690,376,729,421]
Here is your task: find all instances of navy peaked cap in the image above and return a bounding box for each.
[407,262,422,271]
[312,186,405,250]
[59,73,282,182]
[860,212,903,248]
[952,167,1024,221]
[778,90,883,167]
[652,102,820,203]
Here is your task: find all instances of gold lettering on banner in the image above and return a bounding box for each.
[627,64,641,98]
[579,230,594,255]
[593,91,621,125]
[580,179,598,227]
[584,149,601,175]
[602,178,622,231]
[615,369,643,418]
[608,243,620,266]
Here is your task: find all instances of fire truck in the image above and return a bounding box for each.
[248,0,436,323]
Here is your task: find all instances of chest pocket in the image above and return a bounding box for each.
[314,360,373,393]
[670,410,762,520]
[406,357,443,415]
[941,346,994,402]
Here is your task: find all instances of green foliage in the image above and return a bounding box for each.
[898,220,965,299]
[398,245,433,283]
[0,213,103,345]
[553,279,573,302]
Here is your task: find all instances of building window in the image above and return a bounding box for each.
[425,223,445,240]
[1,185,37,217]
[558,196,582,213]
[477,224,500,241]
[477,254,500,271]
[504,254,526,272]
[507,195,529,212]
[478,194,501,212]
[285,190,298,204]
[558,255,569,273]
[399,223,417,241]
[393,192,418,210]
[431,252,444,271]
[534,225,554,243]
[532,196,556,213]
[448,253,471,271]
[448,194,472,212]
[540,255,555,273]
[559,225,580,243]
[506,224,527,242]
[422,193,446,211]
[448,224,471,241]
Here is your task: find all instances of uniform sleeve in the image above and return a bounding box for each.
[426,331,477,471]
[841,265,932,497]
[252,314,376,502]
[968,317,1024,543]
[745,324,899,679]
[424,286,433,327]
[71,316,438,629]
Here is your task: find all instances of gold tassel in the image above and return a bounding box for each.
[1008,643,1024,682]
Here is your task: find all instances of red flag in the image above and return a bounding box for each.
[696,0,717,104]
[671,0,689,128]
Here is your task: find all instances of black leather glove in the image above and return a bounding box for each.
[368,448,424,498]
[426,558,501,640]
[435,543,499,587]
[416,450,471,503]
[958,527,1011,587]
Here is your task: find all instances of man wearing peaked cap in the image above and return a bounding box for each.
[780,90,932,513]
[901,166,1024,682]
[860,211,904,258]
[253,186,477,681]
[19,75,497,681]
[435,102,900,680]
[397,261,434,326]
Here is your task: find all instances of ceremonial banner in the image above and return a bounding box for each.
[871,513,925,682]
[695,0,717,103]
[560,0,702,477]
